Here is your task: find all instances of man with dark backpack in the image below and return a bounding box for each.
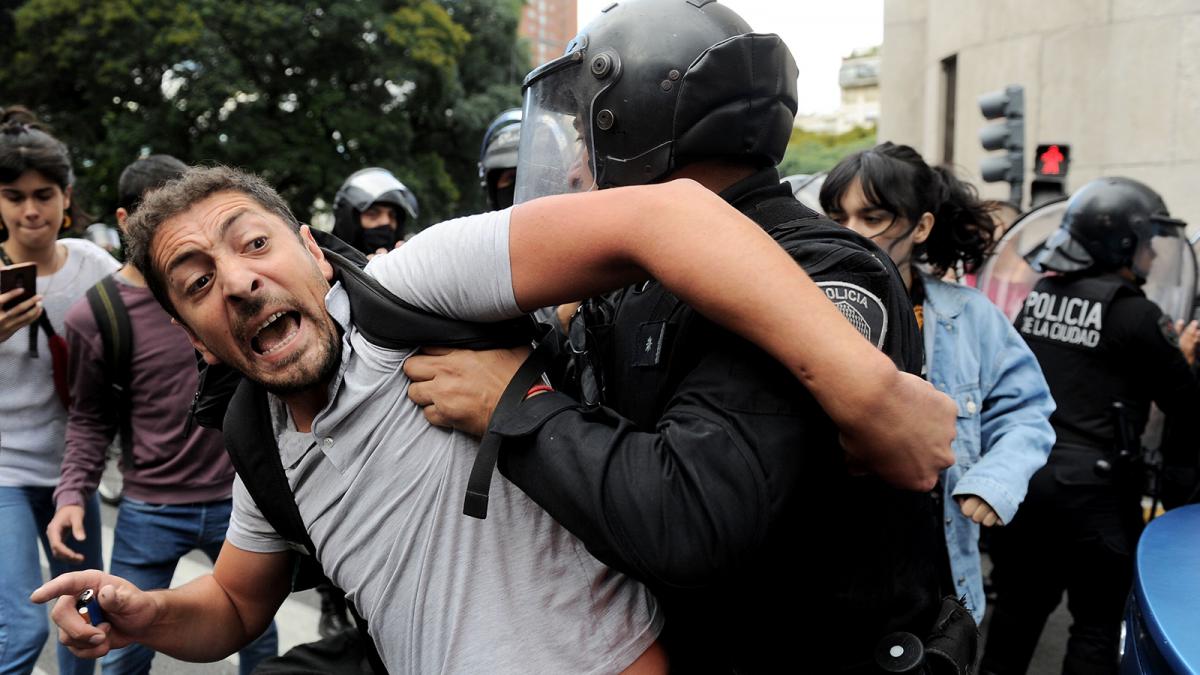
[46,155,278,675]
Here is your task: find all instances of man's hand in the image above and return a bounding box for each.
[956,494,1003,527]
[404,346,531,436]
[47,505,88,563]
[0,289,42,343]
[31,570,162,660]
[838,372,956,492]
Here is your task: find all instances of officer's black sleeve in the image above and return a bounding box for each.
[491,328,833,590]
[1110,298,1200,469]
[1110,299,1200,413]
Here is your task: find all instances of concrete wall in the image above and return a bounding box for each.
[881,0,1200,222]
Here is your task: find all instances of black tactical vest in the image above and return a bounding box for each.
[1016,274,1146,482]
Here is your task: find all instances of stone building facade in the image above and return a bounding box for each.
[881,0,1200,220]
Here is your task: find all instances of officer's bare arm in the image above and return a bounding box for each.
[32,543,291,662]
[508,179,956,489]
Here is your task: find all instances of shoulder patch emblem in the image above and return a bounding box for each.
[816,281,888,349]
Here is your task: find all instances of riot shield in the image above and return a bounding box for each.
[975,198,1071,321]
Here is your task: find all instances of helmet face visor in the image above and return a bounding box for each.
[514,51,614,204]
[1138,217,1195,320]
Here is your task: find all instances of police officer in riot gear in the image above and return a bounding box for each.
[982,177,1200,675]
[404,1,973,672]
[331,167,418,257]
[478,109,521,210]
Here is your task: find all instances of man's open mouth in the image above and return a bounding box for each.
[250,310,302,356]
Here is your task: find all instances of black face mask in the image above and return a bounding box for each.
[493,184,516,210]
[359,226,397,254]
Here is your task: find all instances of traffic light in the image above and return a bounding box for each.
[978,85,1025,207]
[1030,143,1070,207]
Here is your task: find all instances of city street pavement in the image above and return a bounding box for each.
[34,498,320,674]
[32,501,1078,673]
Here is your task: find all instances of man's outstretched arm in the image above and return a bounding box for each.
[31,543,290,662]
[387,179,954,488]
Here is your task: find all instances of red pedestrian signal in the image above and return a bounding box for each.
[1031,143,1070,207]
[1035,144,1069,177]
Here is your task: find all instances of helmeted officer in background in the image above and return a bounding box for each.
[331,167,418,257]
[404,1,974,672]
[982,177,1200,675]
[478,109,521,211]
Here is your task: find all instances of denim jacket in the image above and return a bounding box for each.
[921,274,1056,620]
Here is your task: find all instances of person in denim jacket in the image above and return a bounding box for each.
[821,142,1057,621]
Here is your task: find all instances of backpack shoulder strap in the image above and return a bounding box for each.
[323,249,536,350]
[223,378,317,555]
[85,276,136,468]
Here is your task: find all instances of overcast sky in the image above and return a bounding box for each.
[575,0,883,114]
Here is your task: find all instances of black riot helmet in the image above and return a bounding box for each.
[332,167,419,254]
[514,0,799,203]
[1026,177,1186,281]
[479,109,522,210]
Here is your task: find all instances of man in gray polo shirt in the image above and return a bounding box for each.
[34,165,956,672]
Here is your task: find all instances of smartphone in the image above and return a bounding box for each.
[0,262,36,311]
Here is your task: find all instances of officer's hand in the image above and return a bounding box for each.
[31,570,162,660]
[1175,319,1199,366]
[956,494,1002,527]
[47,505,88,563]
[839,372,956,492]
[0,290,43,343]
[404,346,532,437]
[555,301,581,333]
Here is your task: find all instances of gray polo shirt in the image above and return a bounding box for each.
[227,211,661,674]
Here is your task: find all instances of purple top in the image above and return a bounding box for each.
[55,274,233,508]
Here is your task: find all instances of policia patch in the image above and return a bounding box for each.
[817,281,888,349]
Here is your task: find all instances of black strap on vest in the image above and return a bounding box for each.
[464,339,551,518]
[85,276,136,469]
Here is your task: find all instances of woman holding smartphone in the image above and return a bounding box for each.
[819,142,1057,623]
[0,113,118,675]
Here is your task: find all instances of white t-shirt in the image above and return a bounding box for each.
[0,238,120,487]
[227,210,661,674]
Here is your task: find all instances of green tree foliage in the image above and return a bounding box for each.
[778,124,877,179]
[0,0,529,225]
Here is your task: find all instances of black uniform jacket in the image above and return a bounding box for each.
[489,169,950,673]
[1017,273,1200,488]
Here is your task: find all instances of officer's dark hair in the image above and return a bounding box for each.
[125,164,303,320]
[0,116,90,241]
[118,154,189,215]
[820,142,996,276]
